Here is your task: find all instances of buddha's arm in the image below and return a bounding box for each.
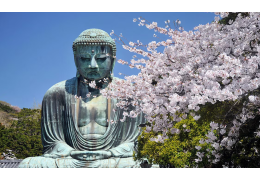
[41,83,76,158]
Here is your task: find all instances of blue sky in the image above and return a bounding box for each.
[0,12,216,109]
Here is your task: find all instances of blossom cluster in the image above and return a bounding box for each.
[101,13,260,144]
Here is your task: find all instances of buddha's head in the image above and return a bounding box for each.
[72,29,116,81]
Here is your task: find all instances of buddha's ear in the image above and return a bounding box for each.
[74,55,80,78]
[110,57,116,75]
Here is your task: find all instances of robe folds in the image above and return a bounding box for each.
[18,77,145,168]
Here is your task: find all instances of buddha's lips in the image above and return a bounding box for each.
[89,71,98,73]
[88,72,99,75]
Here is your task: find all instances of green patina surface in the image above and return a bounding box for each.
[18,29,149,168]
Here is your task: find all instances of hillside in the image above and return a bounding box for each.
[0,101,20,128]
[0,101,43,159]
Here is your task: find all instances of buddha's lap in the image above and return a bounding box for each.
[18,156,139,168]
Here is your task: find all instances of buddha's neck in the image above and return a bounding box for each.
[77,76,110,97]
[88,86,100,95]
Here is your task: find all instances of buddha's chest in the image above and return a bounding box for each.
[77,96,108,134]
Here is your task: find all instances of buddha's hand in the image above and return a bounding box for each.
[43,150,72,159]
[70,150,112,161]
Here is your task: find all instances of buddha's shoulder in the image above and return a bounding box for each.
[44,77,77,96]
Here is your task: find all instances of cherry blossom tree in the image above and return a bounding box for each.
[90,12,260,167]
[11,105,21,113]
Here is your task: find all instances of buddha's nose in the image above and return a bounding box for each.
[90,56,98,68]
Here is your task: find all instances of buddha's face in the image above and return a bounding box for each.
[74,45,113,80]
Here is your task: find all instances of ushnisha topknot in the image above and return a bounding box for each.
[72,28,116,57]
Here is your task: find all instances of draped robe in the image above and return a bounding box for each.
[18,77,145,168]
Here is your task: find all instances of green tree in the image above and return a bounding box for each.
[0,108,43,159]
[134,115,211,168]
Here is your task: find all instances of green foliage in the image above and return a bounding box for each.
[0,108,43,159]
[198,89,260,167]
[198,99,243,126]
[134,115,211,168]
[0,102,16,113]
[134,96,260,168]
[208,101,260,167]
[220,115,260,168]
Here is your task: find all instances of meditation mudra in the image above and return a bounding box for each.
[19,29,145,168]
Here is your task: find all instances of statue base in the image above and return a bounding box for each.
[18,156,159,168]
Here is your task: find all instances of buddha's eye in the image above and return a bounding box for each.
[96,54,107,62]
[96,57,106,62]
[81,57,90,61]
